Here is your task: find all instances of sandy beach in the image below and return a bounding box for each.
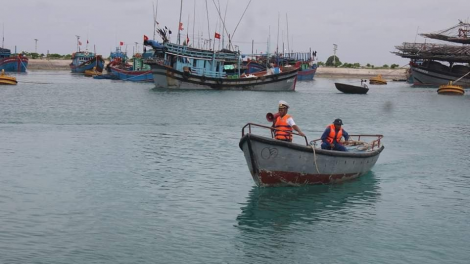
[27,59,407,79]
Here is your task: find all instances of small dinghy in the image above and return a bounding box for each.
[335,82,369,94]
[239,123,384,187]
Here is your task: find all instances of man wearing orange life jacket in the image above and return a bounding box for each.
[273,100,305,142]
[321,118,350,151]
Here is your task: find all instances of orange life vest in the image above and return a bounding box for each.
[275,114,293,141]
[326,124,343,144]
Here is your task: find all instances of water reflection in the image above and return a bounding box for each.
[237,172,380,230]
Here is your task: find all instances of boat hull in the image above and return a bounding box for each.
[411,65,470,87]
[335,83,369,94]
[0,56,28,72]
[239,134,384,187]
[149,62,298,91]
[70,57,105,73]
[109,66,153,82]
[297,67,317,81]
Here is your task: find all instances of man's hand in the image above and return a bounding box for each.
[298,131,305,137]
[330,143,334,148]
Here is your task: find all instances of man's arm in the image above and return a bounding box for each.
[343,130,349,141]
[292,125,305,137]
[321,128,330,143]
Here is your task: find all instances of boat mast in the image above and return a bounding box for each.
[75,35,80,52]
[286,13,290,57]
[192,0,195,48]
[2,23,4,49]
[177,0,183,45]
[153,0,159,40]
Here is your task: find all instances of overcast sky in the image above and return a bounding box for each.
[1,0,469,65]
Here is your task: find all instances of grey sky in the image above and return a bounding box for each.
[1,0,469,65]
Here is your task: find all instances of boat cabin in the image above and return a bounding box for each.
[162,42,240,78]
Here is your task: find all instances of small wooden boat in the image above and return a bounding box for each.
[369,74,387,85]
[437,81,465,95]
[0,69,18,85]
[84,67,102,77]
[335,82,369,94]
[239,123,384,187]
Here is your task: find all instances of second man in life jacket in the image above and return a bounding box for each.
[321,118,350,151]
[273,100,305,142]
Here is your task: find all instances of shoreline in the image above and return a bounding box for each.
[27,59,407,79]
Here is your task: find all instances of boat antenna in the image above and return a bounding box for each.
[177,0,183,45]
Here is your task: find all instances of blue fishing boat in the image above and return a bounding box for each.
[0,48,28,72]
[109,56,152,82]
[70,51,105,73]
[109,47,128,62]
[144,35,298,90]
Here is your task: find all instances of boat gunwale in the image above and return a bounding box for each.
[239,134,384,158]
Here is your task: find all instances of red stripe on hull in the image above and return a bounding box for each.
[257,170,359,186]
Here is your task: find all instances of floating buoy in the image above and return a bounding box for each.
[437,81,465,95]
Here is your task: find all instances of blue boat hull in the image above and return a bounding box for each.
[110,67,153,82]
[0,56,28,72]
[70,60,105,73]
[297,67,317,81]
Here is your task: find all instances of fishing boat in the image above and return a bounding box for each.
[239,123,384,187]
[369,74,387,85]
[394,22,470,87]
[335,82,369,94]
[0,48,28,72]
[109,55,153,82]
[0,69,18,85]
[437,81,465,95]
[145,41,299,90]
[70,51,105,73]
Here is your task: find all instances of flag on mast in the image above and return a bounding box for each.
[214,32,221,39]
[179,22,184,31]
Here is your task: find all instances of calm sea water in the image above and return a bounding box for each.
[1,71,469,263]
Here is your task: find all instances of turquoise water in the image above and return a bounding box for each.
[1,71,469,263]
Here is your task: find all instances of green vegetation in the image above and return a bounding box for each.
[325,55,342,67]
[21,52,72,60]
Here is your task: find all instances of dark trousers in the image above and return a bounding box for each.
[321,142,347,151]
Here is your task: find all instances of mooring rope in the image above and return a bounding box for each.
[310,145,321,174]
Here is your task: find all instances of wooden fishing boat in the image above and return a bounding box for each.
[109,57,153,82]
[369,74,387,85]
[437,81,465,95]
[0,48,28,72]
[70,51,105,73]
[239,123,384,187]
[335,82,369,94]
[0,69,18,85]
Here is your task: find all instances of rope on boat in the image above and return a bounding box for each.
[453,70,470,84]
[310,145,321,174]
